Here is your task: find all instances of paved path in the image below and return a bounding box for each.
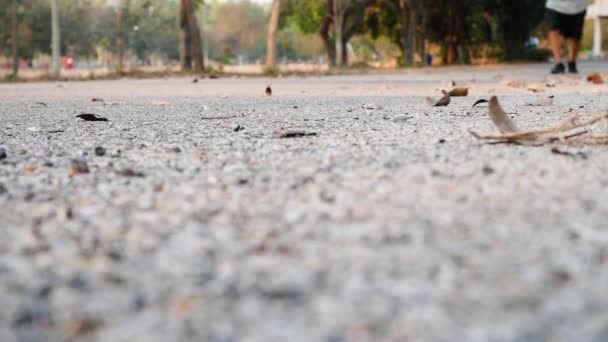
[1,62,608,341]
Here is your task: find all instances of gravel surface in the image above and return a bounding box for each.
[2,63,608,342]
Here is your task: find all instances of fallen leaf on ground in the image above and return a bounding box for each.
[501,79,525,88]
[23,165,37,173]
[469,96,608,145]
[390,115,411,122]
[151,100,169,106]
[265,86,272,96]
[68,159,89,176]
[448,87,469,97]
[115,168,145,177]
[551,147,588,159]
[35,102,48,107]
[192,77,199,83]
[274,130,317,138]
[526,96,554,107]
[65,318,104,338]
[362,103,382,110]
[91,98,105,103]
[472,99,489,107]
[77,114,109,122]
[527,83,546,93]
[587,73,604,84]
[426,90,450,107]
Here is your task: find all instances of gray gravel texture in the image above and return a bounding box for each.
[2,63,608,342]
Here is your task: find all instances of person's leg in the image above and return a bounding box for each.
[549,30,564,64]
[567,38,581,72]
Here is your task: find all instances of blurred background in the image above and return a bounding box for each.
[0,0,607,79]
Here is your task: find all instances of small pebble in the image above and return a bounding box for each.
[95,146,106,157]
[0,148,6,159]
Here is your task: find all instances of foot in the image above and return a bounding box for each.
[567,61,578,74]
[551,63,565,74]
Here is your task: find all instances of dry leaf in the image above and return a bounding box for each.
[488,96,518,133]
[587,73,604,84]
[472,99,489,107]
[469,96,608,145]
[501,79,525,88]
[23,165,38,173]
[551,147,587,159]
[426,90,450,107]
[527,83,546,93]
[526,96,554,107]
[66,318,104,338]
[274,130,317,138]
[68,159,89,176]
[448,87,469,97]
[77,113,108,122]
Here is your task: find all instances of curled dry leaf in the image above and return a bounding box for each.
[448,87,469,97]
[426,90,450,107]
[469,95,608,145]
[77,114,108,122]
[488,96,518,133]
[501,79,525,88]
[274,130,317,138]
[151,100,169,106]
[473,99,489,107]
[587,73,604,84]
[527,83,546,93]
[526,96,554,107]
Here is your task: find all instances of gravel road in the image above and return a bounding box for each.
[1,63,608,342]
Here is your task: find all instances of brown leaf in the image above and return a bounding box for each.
[23,165,38,173]
[526,96,554,107]
[488,96,518,133]
[151,100,169,106]
[472,99,489,107]
[448,87,469,97]
[587,73,604,84]
[77,113,108,122]
[426,90,450,107]
[68,159,89,176]
[65,318,104,338]
[527,83,546,93]
[274,130,317,138]
[502,80,525,88]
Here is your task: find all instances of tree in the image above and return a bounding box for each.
[266,0,281,69]
[11,0,18,77]
[50,0,60,77]
[180,0,204,72]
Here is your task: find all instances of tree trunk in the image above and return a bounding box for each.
[184,0,204,72]
[116,6,124,72]
[334,0,344,67]
[265,0,281,70]
[405,7,417,65]
[319,1,335,67]
[11,0,18,77]
[179,0,191,70]
[399,0,408,65]
[51,0,61,78]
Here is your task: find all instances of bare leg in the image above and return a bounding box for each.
[549,30,564,63]
[568,38,581,62]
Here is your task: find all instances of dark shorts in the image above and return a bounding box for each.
[545,8,586,40]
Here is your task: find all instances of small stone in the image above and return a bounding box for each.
[94,146,106,157]
[233,125,245,132]
[482,166,495,175]
[169,146,181,153]
[438,139,446,144]
[0,148,6,159]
